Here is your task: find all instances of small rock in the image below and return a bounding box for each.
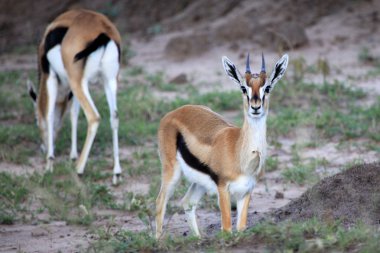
[275,191,284,199]
[169,73,187,84]
[31,228,48,237]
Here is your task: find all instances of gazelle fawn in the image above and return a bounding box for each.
[155,53,289,238]
[28,9,122,184]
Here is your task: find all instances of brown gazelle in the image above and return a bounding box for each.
[155,53,289,238]
[28,9,122,184]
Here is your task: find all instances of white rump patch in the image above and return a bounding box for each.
[46,45,68,85]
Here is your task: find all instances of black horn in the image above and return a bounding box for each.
[246,53,251,73]
[261,52,266,73]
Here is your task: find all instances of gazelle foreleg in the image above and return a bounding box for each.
[236,193,251,231]
[45,73,58,171]
[70,96,80,160]
[217,184,232,232]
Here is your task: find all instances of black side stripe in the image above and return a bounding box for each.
[74,33,111,62]
[41,27,68,74]
[176,133,219,184]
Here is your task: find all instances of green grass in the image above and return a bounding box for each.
[0,172,29,224]
[282,162,318,185]
[268,78,379,147]
[0,161,120,225]
[87,218,380,252]
[265,156,279,172]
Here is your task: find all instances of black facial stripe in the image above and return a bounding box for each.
[226,62,239,83]
[176,133,219,184]
[246,94,250,104]
[241,86,247,94]
[262,94,265,105]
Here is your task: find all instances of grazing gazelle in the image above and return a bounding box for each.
[28,9,122,184]
[155,53,289,238]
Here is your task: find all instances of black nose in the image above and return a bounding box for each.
[251,105,261,111]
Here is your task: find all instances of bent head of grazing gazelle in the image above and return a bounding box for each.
[27,9,122,184]
[155,53,288,239]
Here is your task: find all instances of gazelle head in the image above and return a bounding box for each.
[222,53,289,119]
[27,80,71,153]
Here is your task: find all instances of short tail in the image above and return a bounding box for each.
[74,33,110,62]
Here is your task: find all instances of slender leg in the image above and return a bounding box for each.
[155,163,181,239]
[71,78,100,175]
[102,40,121,185]
[236,193,251,231]
[181,183,206,237]
[217,184,232,232]
[45,73,58,171]
[104,78,122,185]
[70,96,80,160]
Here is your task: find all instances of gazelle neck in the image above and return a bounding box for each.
[239,114,267,175]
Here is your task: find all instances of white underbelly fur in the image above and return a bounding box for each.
[177,151,217,194]
[176,152,256,199]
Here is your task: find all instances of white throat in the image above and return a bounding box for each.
[241,115,267,174]
[247,115,267,154]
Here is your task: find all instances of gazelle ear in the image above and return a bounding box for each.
[222,56,242,85]
[265,54,289,93]
[27,79,37,102]
[222,56,246,93]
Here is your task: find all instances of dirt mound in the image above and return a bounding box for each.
[273,162,380,226]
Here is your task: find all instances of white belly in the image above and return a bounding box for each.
[176,152,217,194]
[176,152,256,199]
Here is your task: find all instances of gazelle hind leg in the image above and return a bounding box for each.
[102,41,122,184]
[69,46,104,175]
[45,73,59,171]
[70,96,80,160]
[104,78,121,185]
[71,78,100,175]
[181,183,206,237]
[155,162,181,239]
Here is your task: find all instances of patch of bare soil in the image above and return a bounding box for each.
[272,162,380,226]
[0,222,90,253]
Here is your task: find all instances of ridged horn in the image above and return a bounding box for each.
[261,52,266,73]
[245,53,251,73]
